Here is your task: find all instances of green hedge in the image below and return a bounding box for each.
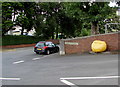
[2,35,45,46]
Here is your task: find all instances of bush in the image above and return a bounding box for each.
[81,29,91,36]
[2,35,45,46]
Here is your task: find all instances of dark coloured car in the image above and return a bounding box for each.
[34,41,59,55]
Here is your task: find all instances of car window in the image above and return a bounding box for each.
[48,43,52,47]
[36,42,45,47]
[51,44,55,47]
[45,42,53,46]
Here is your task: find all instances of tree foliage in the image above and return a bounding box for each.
[2,2,118,39]
[63,2,117,35]
[2,2,14,35]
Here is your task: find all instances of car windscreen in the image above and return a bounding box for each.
[36,42,45,47]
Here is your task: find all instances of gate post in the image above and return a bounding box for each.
[59,40,65,55]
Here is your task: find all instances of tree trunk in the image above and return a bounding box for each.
[21,27,24,35]
[55,28,58,39]
[91,21,99,35]
[51,32,54,39]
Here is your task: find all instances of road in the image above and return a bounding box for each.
[1,47,119,86]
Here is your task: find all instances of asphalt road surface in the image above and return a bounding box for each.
[1,47,119,86]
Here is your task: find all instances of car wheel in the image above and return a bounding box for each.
[46,50,50,55]
[56,48,59,52]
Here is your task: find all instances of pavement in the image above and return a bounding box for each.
[1,47,119,86]
[0,48,16,52]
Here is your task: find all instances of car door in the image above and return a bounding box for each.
[47,43,54,52]
[51,43,56,52]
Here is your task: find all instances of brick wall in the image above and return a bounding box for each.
[46,39,59,44]
[64,32,119,54]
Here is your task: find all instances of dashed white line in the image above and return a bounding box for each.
[13,60,24,64]
[12,53,57,64]
[0,77,21,80]
[42,53,57,58]
[32,58,40,60]
[32,53,57,60]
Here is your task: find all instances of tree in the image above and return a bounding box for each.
[2,2,117,38]
[63,2,116,35]
[2,2,14,35]
[22,2,36,35]
[2,2,36,35]
[16,13,29,35]
[15,2,36,35]
[34,2,63,39]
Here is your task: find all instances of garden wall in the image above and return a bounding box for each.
[62,32,119,54]
[46,39,59,44]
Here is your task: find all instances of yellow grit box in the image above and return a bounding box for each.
[91,40,107,52]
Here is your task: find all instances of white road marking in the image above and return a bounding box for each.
[61,79,76,86]
[32,58,40,60]
[32,53,57,60]
[12,53,57,64]
[0,77,20,80]
[43,53,57,58]
[60,76,120,80]
[60,76,119,86]
[13,60,24,64]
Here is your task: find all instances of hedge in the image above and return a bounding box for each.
[2,35,45,46]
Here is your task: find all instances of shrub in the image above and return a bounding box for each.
[2,35,45,46]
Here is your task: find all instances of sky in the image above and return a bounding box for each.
[109,1,118,7]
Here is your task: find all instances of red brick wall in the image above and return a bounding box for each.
[64,32,119,54]
[46,39,59,44]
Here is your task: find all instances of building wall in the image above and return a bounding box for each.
[6,26,36,36]
[64,32,119,54]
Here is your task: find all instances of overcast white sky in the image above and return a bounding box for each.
[109,1,118,7]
